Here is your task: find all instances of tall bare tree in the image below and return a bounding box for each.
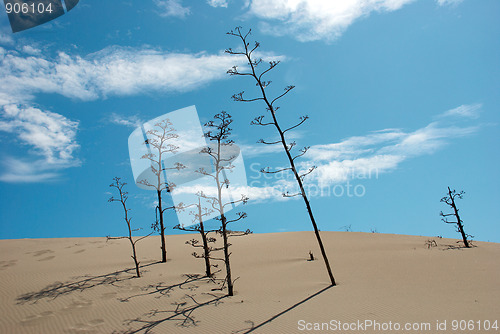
[174,198,218,278]
[108,177,152,278]
[139,119,185,263]
[226,27,336,286]
[440,186,472,248]
[197,111,249,296]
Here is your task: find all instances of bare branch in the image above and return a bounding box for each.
[231,91,264,103]
[258,60,280,81]
[271,85,295,106]
[283,191,302,198]
[260,166,291,174]
[293,146,310,161]
[286,141,297,152]
[257,138,281,145]
[250,115,273,126]
[300,166,316,181]
[283,115,309,134]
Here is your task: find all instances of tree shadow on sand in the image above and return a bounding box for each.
[117,271,223,302]
[114,273,227,333]
[114,292,227,333]
[16,262,160,304]
[440,242,477,251]
[232,285,334,334]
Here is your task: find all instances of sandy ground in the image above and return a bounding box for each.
[0,231,499,334]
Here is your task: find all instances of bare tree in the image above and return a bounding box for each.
[174,198,219,278]
[196,111,250,296]
[138,119,185,263]
[225,27,336,286]
[440,186,472,248]
[108,177,152,278]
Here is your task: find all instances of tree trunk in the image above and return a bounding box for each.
[124,200,141,278]
[236,38,337,286]
[448,187,469,248]
[268,92,336,286]
[130,241,141,278]
[220,215,233,296]
[157,189,167,262]
[199,217,212,277]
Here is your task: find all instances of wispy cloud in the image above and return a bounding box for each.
[0,46,245,103]
[108,113,143,128]
[0,104,79,164]
[437,0,463,6]
[0,104,80,183]
[207,0,228,8]
[240,143,282,158]
[437,103,482,119]
[0,44,247,182]
[306,121,478,187]
[242,104,482,198]
[154,0,191,18]
[0,30,14,46]
[0,157,75,183]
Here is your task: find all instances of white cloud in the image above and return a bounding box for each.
[438,103,482,119]
[155,0,191,18]
[246,0,416,42]
[305,119,479,187]
[240,143,281,158]
[20,45,42,55]
[173,184,289,202]
[0,104,79,164]
[310,154,403,186]
[0,104,80,183]
[437,0,463,6]
[0,157,69,183]
[108,113,143,128]
[0,31,14,46]
[0,44,248,182]
[241,105,482,197]
[0,46,245,103]
[207,0,228,8]
[307,129,405,161]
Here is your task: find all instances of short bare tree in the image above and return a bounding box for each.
[108,177,152,277]
[174,198,219,278]
[139,119,185,263]
[197,111,250,296]
[440,186,472,248]
[226,27,336,286]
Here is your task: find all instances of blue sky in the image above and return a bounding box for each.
[0,0,498,242]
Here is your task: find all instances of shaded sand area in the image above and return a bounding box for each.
[0,232,499,333]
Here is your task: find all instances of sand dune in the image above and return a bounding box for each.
[0,232,499,333]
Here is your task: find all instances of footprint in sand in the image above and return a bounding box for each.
[88,319,105,326]
[100,292,117,300]
[120,285,141,293]
[38,256,55,261]
[65,319,105,334]
[20,311,55,326]
[65,243,83,249]
[73,249,86,254]
[32,249,54,257]
[0,259,17,270]
[62,297,93,312]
